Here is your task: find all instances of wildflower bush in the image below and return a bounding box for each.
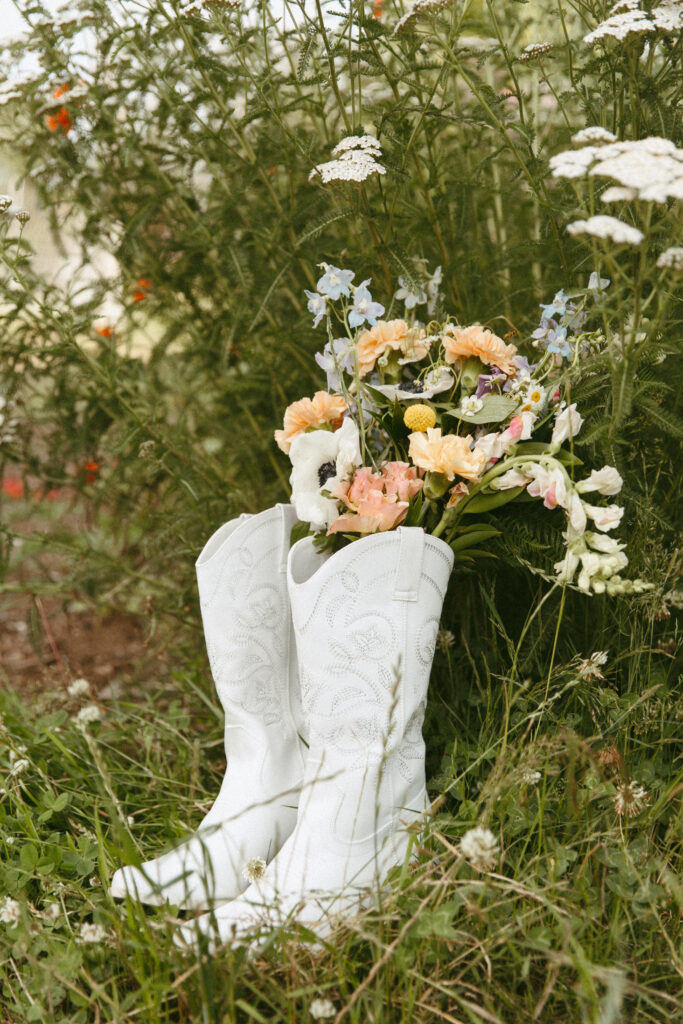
[0,0,681,1021]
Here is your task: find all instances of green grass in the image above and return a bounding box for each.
[0,557,680,1024]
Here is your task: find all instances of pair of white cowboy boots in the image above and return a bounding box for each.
[110,505,453,947]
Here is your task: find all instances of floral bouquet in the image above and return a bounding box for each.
[275,263,650,597]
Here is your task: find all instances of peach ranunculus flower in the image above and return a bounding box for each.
[327,462,423,535]
[442,325,518,376]
[356,319,411,378]
[274,391,347,454]
[408,428,486,482]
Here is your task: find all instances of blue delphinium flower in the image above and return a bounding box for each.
[395,275,428,310]
[315,337,355,390]
[348,279,385,328]
[305,289,327,328]
[539,290,567,321]
[588,271,610,292]
[316,263,355,300]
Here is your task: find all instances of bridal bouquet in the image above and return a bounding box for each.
[275,264,650,597]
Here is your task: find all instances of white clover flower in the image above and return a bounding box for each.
[74,704,101,729]
[614,780,649,816]
[657,247,683,272]
[519,42,553,62]
[8,758,30,778]
[78,921,108,944]
[571,127,618,147]
[0,897,20,926]
[577,651,609,679]
[0,195,13,213]
[310,136,386,184]
[460,396,484,417]
[461,826,499,872]
[310,998,337,1020]
[567,216,644,246]
[242,857,267,883]
[9,745,27,764]
[43,903,61,922]
[436,628,455,650]
[395,0,457,34]
[521,768,542,785]
[67,678,90,698]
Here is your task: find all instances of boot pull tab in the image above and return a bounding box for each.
[392,527,424,602]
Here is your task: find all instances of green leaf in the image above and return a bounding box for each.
[460,486,525,513]
[449,527,501,552]
[445,393,519,425]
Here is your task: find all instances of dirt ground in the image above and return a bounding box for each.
[0,476,170,700]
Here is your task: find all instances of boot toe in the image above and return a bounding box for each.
[110,864,165,905]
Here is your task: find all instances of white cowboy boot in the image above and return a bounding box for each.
[178,526,453,946]
[110,504,321,910]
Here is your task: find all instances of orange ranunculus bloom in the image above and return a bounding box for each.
[274,391,347,455]
[442,324,518,376]
[408,428,486,482]
[356,319,410,378]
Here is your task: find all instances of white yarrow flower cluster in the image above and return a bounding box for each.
[567,216,644,246]
[310,135,386,184]
[519,42,553,62]
[460,826,499,872]
[0,897,20,926]
[549,136,683,203]
[584,2,682,44]
[395,0,457,34]
[571,127,618,147]
[657,247,683,272]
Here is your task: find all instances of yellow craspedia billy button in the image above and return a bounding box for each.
[404,403,436,432]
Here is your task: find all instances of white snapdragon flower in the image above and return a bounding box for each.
[551,403,584,446]
[491,468,534,491]
[289,418,362,530]
[576,466,623,495]
[584,503,625,532]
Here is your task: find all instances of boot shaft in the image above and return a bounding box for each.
[195,505,303,735]
[287,528,453,825]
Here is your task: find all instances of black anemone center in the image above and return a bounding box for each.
[318,461,337,487]
[400,381,425,394]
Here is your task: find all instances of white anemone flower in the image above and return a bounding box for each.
[289,418,361,530]
[371,367,454,402]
